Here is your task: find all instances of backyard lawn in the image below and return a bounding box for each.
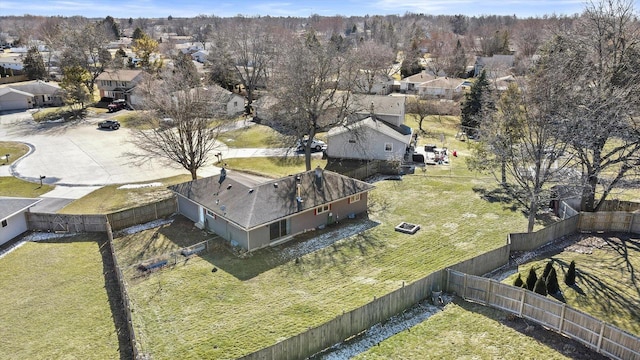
[503,232,640,336]
[116,169,532,359]
[353,298,609,360]
[0,234,126,359]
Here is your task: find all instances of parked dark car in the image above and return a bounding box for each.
[98,119,120,130]
[107,99,128,112]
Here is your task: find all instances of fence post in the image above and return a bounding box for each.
[486,279,492,305]
[558,303,566,332]
[462,274,468,299]
[596,321,605,352]
[446,269,451,293]
[518,288,525,317]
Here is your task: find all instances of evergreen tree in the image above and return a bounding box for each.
[565,260,576,286]
[542,261,553,280]
[513,273,524,287]
[132,27,144,40]
[23,46,47,80]
[526,267,537,291]
[533,277,547,296]
[546,267,560,295]
[460,69,492,136]
[451,39,468,78]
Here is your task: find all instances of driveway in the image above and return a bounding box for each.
[0,111,305,188]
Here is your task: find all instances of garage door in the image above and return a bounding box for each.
[0,99,29,111]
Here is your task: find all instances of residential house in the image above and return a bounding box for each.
[474,54,515,78]
[0,197,41,246]
[191,50,209,63]
[0,54,24,71]
[0,88,33,111]
[189,85,246,116]
[169,168,375,251]
[399,71,437,93]
[9,80,64,107]
[416,77,465,99]
[96,69,144,104]
[327,95,413,162]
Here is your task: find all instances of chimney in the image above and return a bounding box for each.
[315,166,323,189]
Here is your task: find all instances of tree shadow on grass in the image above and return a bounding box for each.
[472,185,523,212]
[454,298,610,360]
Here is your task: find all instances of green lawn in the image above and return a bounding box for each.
[0,141,29,165]
[354,299,603,359]
[0,234,124,359]
[219,124,286,148]
[503,232,640,336]
[118,170,531,359]
[58,174,192,214]
[216,156,327,178]
[0,177,54,198]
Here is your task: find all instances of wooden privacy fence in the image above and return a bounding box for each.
[446,269,640,360]
[239,245,514,360]
[26,213,108,232]
[107,197,177,231]
[105,221,142,359]
[239,271,444,360]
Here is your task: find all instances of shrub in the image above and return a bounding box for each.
[542,261,553,279]
[533,277,547,296]
[514,273,524,287]
[546,267,560,295]
[565,260,576,286]
[526,267,538,291]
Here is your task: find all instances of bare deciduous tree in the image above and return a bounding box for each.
[541,0,640,211]
[352,40,396,94]
[131,69,227,180]
[268,34,359,170]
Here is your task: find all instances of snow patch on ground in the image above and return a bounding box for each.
[315,296,454,359]
[115,218,175,236]
[117,182,163,189]
[279,220,379,261]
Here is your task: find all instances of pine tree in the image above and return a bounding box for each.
[23,46,47,80]
[546,267,560,295]
[460,69,492,136]
[513,273,524,287]
[533,277,547,296]
[565,260,576,286]
[526,267,537,291]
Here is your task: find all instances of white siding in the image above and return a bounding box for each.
[0,212,28,246]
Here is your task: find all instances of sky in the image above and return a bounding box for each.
[0,0,622,19]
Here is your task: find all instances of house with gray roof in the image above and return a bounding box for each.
[327,95,413,162]
[0,197,41,246]
[8,80,64,107]
[169,168,374,251]
[0,87,34,111]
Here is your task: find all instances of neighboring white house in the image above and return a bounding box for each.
[0,88,34,111]
[7,80,64,107]
[474,54,515,78]
[399,71,437,93]
[0,54,24,71]
[416,77,466,99]
[327,117,413,161]
[327,95,412,161]
[0,197,41,246]
[188,85,246,116]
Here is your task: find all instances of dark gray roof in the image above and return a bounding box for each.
[10,81,61,95]
[0,197,41,220]
[169,169,375,229]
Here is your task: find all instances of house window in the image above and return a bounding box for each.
[205,209,215,218]
[269,219,289,241]
[384,143,393,152]
[234,101,238,107]
[1,219,6,227]
[348,194,361,203]
[315,204,331,215]
[348,139,356,144]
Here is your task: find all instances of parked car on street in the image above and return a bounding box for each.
[107,99,128,113]
[296,138,327,152]
[98,119,121,130]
